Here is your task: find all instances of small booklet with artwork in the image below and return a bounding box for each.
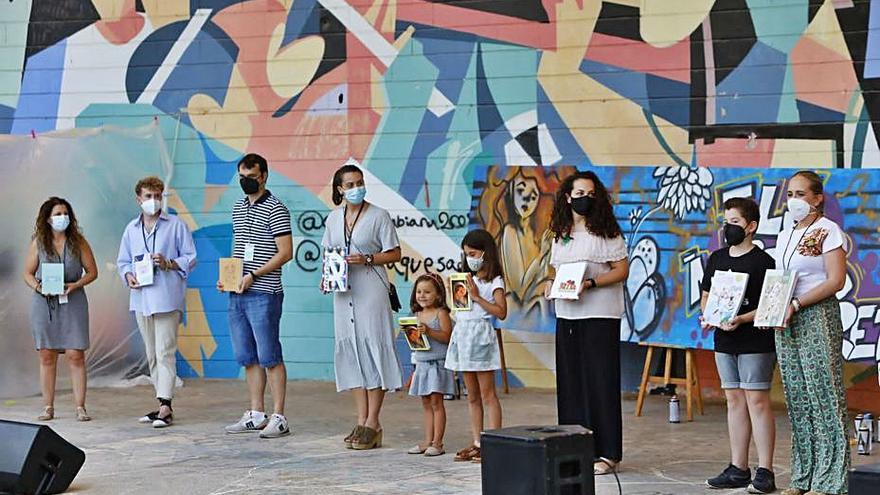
[40,263,65,295]
[322,246,349,293]
[399,316,430,351]
[449,273,472,312]
[219,258,243,292]
[703,271,749,327]
[549,262,588,300]
[754,270,799,328]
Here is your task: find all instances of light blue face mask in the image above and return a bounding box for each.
[344,186,366,205]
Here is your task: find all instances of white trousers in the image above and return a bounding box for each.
[135,311,181,400]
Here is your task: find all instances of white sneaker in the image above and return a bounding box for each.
[259,413,291,439]
[224,410,268,434]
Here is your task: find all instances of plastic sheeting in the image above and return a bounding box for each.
[0,122,173,399]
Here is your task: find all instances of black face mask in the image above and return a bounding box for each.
[723,223,747,247]
[240,176,260,195]
[571,195,594,216]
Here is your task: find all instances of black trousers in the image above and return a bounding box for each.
[555,317,623,462]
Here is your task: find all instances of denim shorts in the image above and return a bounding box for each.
[714,352,776,390]
[228,291,284,368]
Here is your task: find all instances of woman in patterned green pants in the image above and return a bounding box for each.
[772,171,849,495]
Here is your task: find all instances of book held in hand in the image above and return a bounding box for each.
[399,316,430,351]
[549,262,588,300]
[219,258,243,292]
[754,270,799,328]
[40,263,65,295]
[703,271,749,327]
[134,255,154,287]
[321,246,349,292]
[449,273,472,312]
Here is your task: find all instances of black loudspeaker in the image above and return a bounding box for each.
[849,463,880,495]
[0,420,85,495]
[481,425,595,495]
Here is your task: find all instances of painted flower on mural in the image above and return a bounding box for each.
[653,166,714,219]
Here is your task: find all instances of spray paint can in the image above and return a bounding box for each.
[858,424,871,455]
[855,413,864,439]
[668,395,681,423]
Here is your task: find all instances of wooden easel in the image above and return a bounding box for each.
[635,342,704,421]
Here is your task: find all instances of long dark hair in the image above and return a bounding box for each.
[462,229,504,282]
[33,197,85,259]
[410,273,450,314]
[331,164,363,206]
[549,171,622,240]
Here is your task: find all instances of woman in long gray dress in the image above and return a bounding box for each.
[23,197,98,421]
[321,161,403,450]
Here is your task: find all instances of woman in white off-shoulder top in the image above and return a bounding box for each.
[544,171,629,476]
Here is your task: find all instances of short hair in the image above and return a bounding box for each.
[135,176,165,195]
[723,197,760,225]
[238,153,268,174]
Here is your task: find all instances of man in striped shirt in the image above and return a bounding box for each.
[217,153,293,438]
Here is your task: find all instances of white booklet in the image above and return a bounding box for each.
[549,262,588,300]
[134,256,154,287]
[754,270,799,328]
[703,271,749,327]
[41,263,65,295]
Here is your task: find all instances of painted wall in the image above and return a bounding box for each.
[1,0,878,403]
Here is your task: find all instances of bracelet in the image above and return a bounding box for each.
[791,298,801,312]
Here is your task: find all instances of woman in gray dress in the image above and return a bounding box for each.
[23,197,98,421]
[321,161,403,450]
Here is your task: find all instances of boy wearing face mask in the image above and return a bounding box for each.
[117,176,197,428]
[700,198,777,493]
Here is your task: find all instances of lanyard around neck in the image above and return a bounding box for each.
[142,219,158,254]
[343,205,364,252]
[781,215,818,271]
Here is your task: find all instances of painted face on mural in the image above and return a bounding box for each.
[511,178,539,219]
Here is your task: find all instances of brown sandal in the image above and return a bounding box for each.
[454,445,480,462]
[344,425,363,449]
[352,426,382,450]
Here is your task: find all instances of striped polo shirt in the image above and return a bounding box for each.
[231,190,292,293]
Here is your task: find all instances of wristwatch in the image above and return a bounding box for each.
[246,271,257,279]
[791,297,801,312]
[365,254,375,266]
[587,278,598,289]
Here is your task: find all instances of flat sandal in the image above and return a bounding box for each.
[37,406,54,421]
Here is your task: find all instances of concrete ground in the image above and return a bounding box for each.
[0,380,875,495]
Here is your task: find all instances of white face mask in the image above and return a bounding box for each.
[49,215,70,232]
[787,198,813,222]
[466,255,484,272]
[140,198,161,216]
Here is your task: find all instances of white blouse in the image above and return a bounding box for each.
[550,230,628,320]
[774,216,847,299]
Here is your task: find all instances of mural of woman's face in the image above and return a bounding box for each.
[511,178,539,219]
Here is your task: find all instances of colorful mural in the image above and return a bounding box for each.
[1,0,879,396]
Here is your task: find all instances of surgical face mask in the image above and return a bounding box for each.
[723,223,747,247]
[787,198,813,222]
[570,195,594,216]
[50,215,70,232]
[344,186,367,205]
[140,198,161,216]
[240,176,260,195]
[466,255,484,272]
